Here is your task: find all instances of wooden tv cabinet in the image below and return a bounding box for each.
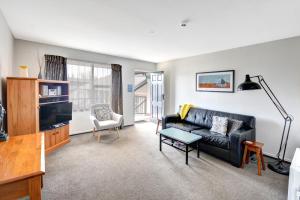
[7,77,71,154]
[44,125,70,155]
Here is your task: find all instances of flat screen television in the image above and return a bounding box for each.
[40,102,72,131]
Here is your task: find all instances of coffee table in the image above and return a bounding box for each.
[159,128,202,165]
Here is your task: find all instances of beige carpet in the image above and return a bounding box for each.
[43,122,288,200]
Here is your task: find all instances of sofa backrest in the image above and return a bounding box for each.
[183,107,255,129]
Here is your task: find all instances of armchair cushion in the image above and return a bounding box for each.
[94,104,112,121]
[94,120,120,130]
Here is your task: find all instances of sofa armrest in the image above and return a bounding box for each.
[162,114,181,129]
[229,128,256,167]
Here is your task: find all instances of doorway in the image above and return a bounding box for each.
[134,71,165,123]
[134,71,151,122]
[150,72,164,121]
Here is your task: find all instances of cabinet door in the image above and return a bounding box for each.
[45,131,52,149]
[61,125,70,140]
[45,125,70,152]
[45,130,56,149]
[55,130,62,144]
[50,131,56,147]
[56,126,69,143]
[7,78,39,136]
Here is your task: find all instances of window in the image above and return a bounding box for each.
[67,60,112,112]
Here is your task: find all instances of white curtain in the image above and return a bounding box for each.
[67,60,112,112]
[93,63,112,107]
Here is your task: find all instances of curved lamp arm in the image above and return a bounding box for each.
[239,74,293,175]
[251,75,293,120]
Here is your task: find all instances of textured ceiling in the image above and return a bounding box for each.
[1,0,300,62]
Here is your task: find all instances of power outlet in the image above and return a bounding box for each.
[296,191,300,200]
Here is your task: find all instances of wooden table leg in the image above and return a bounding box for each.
[241,145,248,168]
[246,150,250,164]
[156,120,161,134]
[29,176,42,200]
[97,132,101,142]
[242,141,265,176]
[256,149,262,176]
[260,149,266,170]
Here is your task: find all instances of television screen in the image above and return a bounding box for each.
[40,102,72,131]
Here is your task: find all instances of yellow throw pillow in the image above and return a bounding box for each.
[180,104,193,120]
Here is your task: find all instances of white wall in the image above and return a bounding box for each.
[158,36,300,161]
[13,39,156,134]
[0,10,14,101]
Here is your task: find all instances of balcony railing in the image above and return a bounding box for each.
[135,95,147,114]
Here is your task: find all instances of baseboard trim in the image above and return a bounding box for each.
[70,130,93,136]
[70,124,134,136]
[263,152,292,163]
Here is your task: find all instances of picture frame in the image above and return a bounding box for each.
[196,70,235,93]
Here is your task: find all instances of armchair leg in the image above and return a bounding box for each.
[97,133,101,142]
[93,127,96,136]
[156,120,161,134]
[116,127,120,138]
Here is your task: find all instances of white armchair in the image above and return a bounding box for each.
[90,104,123,142]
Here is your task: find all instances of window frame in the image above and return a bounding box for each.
[67,60,112,112]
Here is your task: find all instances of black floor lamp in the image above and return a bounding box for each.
[237,74,293,175]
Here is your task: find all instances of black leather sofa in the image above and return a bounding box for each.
[162,107,256,167]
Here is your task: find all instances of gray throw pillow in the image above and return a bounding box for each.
[210,116,228,136]
[227,119,243,135]
[94,105,112,121]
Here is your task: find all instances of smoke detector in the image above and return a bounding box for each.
[180,19,189,27]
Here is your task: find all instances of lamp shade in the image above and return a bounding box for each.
[237,74,261,91]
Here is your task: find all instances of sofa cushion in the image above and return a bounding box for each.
[191,129,230,150]
[210,116,228,135]
[166,122,202,132]
[227,119,243,135]
[182,107,255,129]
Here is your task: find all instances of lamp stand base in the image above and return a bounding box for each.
[268,160,290,176]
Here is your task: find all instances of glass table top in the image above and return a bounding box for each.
[159,128,202,144]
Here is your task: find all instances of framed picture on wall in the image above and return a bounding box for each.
[196,70,235,92]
